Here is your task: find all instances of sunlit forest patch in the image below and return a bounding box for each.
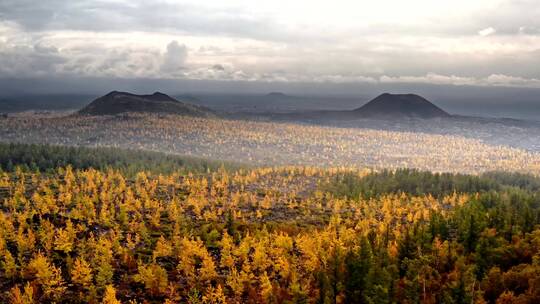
[0,113,539,174]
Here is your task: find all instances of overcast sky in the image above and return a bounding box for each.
[1,0,540,88]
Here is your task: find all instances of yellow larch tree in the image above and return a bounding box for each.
[71,257,93,289]
[202,284,227,304]
[133,262,169,297]
[219,231,235,271]
[102,285,121,304]
[8,283,35,304]
[25,253,66,300]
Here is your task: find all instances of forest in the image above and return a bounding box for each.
[2,113,539,174]
[0,143,243,176]
[0,145,539,303]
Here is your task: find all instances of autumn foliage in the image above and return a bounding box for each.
[0,166,539,303]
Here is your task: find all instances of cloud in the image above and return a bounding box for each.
[485,74,540,87]
[0,44,67,77]
[519,26,540,35]
[478,27,496,36]
[475,0,540,36]
[1,0,538,42]
[1,1,540,86]
[380,73,475,86]
[380,73,540,88]
[0,0,288,42]
[160,41,188,75]
[211,64,225,71]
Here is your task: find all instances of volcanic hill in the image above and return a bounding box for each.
[79,91,215,117]
[354,93,450,118]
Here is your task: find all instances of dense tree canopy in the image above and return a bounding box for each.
[0,161,538,303]
[0,143,244,176]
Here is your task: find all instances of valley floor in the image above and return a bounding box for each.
[0,113,539,174]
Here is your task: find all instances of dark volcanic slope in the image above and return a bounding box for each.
[79,91,214,116]
[354,93,450,118]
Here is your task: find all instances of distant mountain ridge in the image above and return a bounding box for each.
[79,91,215,117]
[266,92,289,98]
[354,93,450,118]
[78,91,448,120]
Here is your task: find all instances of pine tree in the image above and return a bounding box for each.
[219,231,235,271]
[2,250,18,280]
[133,262,169,297]
[102,285,121,304]
[202,284,227,304]
[26,253,66,300]
[71,257,93,289]
[260,271,274,304]
[345,237,373,304]
[8,283,35,304]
